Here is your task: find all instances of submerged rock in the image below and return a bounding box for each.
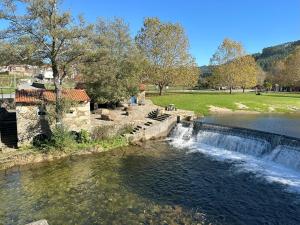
[26,220,49,225]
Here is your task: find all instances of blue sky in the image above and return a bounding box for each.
[5,0,300,66]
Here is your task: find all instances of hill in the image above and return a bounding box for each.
[253,40,300,71]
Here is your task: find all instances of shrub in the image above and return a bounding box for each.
[117,124,134,136]
[92,125,114,140]
[77,129,92,143]
[92,124,134,141]
[48,127,77,151]
[32,134,50,147]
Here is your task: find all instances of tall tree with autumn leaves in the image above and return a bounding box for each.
[236,55,261,93]
[284,47,300,88]
[136,18,199,95]
[210,38,260,93]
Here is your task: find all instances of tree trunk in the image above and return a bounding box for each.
[229,86,232,94]
[52,63,63,128]
[242,87,245,93]
[158,84,164,96]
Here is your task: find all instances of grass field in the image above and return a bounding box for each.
[150,92,300,115]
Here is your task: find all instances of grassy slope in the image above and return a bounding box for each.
[150,92,300,115]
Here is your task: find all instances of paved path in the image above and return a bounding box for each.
[0,93,15,99]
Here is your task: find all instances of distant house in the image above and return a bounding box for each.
[36,67,54,82]
[15,89,91,145]
[9,65,39,77]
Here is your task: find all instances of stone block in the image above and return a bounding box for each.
[26,220,49,225]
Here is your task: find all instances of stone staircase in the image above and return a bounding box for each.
[0,110,18,149]
[148,110,171,122]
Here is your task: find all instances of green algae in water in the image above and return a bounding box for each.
[0,141,300,225]
[0,143,206,225]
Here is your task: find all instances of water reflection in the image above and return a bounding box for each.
[203,114,300,138]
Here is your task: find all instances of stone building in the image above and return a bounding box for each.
[15,89,91,145]
[1,65,39,77]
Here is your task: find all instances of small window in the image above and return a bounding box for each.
[37,106,46,116]
[38,111,47,116]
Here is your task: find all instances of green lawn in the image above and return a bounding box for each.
[0,88,15,94]
[150,92,300,115]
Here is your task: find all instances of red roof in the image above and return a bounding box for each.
[16,89,90,104]
[15,90,43,104]
[43,89,90,102]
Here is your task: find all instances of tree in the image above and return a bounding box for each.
[267,60,286,89]
[284,47,300,88]
[0,41,41,66]
[264,81,273,92]
[235,55,260,93]
[82,18,144,105]
[210,38,245,94]
[0,0,92,126]
[136,17,199,95]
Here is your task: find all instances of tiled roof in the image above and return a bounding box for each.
[15,89,90,104]
[15,90,43,104]
[43,89,90,102]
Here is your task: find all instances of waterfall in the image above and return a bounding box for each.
[264,145,300,171]
[169,123,194,148]
[195,131,271,157]
[169,122,300,192]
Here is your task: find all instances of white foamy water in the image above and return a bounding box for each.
[169,124,300,193]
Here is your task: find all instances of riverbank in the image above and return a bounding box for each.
[0,136,128,171]
[0,99,196,170]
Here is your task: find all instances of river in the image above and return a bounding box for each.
[202,113,300,138]
[1,117,300,224]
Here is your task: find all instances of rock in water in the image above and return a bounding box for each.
[26,220,49,225]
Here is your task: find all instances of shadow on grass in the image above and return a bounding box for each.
[118,147,300,225]
[147,92,254,97]
[262,93,300,99]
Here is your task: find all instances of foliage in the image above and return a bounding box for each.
[77,129,92,144]
[284,47,300,86]
[266,47,300,89]
[45,98,78,126]
[35,127,78,152]
[0,0,92,125]
[82,136,128,151]
[254,40,300,72]
[150,92,300,115]
[235,55,260,92]
[92,125,115,141]
[83,18,144,104]
[210,38,246,93]
[209,39,263,93]
[136,17,199,95]
[210,38,245,65]
[92,124,134,141]
[31,125,129,153]
[117,124,134,136]
[264,81,273,91]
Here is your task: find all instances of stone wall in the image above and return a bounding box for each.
[137,91,146,105]
[62,102,91,132]
[16,104,51,145]
[16,102,91,145]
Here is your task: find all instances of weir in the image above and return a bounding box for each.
[170,121,300,172]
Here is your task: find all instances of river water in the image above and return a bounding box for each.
[1,122,300,224]
[203,114,300,138]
